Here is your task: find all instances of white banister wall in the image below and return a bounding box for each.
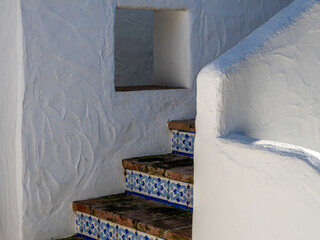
[195,0,320,239]
[221,0,320,152]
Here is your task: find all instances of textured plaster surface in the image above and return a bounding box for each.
[218,0,320,152]
[16,0,292,239]
[0,0,23,239]
[196,0,320,238]
[115,9,154,86]
[153,10,190,88]
[194,134,320,240]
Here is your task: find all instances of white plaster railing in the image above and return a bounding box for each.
[198,0,320,152]
[197,0,320,147]
[194,0,320,239]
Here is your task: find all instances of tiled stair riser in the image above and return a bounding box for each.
[125,169,193,211]
[171,130,195,157]
[75,212,163,240]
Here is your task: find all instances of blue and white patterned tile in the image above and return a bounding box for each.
[75,213,163,240]
[100,218,118,240]
[167,179,190,209]
[177,131,195,156]
[117,225,136,240]
[125,169,133,193]
[135,231,160,240]
[131,170,150,198]
[171,130,195,157]
[149,175,169,203]
[187,184,194,210]
[75,212,83,234]
[80,212,100,239]
[171,130,179,153]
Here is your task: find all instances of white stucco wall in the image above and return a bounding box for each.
[0,0,23,239]
[154,10,190,88]
[115,9,154,86]
[194,134,320,240]
[16,0,293,239]
[220,0,320,153]
[196,0,320,238]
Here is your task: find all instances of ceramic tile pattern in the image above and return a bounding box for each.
[149,175,169,203]
[125,169,132,193]
[100,219,117,240]
[76,212,100,240]
[188,184,194,210]
[131,170,150,197]
[75,212,163,240]
[125,170,193,210]
[167,179,190,210]
[171,130,195,157]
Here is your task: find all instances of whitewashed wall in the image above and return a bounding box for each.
[194,134,320,240]
[153,10,191,88]
[0,0,23,239]
[221,0,320,153]
[16,0,293,239]
[196,0,320,238]
[115,9,154,86]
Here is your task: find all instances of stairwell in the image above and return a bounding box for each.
[58,120,195,240]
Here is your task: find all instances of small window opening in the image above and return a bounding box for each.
[114,8,189,91]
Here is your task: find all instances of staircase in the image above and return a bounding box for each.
[57,120,195,240]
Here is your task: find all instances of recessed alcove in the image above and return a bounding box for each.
[114,8,190,91]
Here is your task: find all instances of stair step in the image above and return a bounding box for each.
[123,154,194,210]
[169,120,195,157]
[168,119,195,133]
[123,153,193,184]
[56,235,85,240]
[73,193,192,240]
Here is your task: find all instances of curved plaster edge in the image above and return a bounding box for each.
[196,65,225,136]
[200,0,320,76]
[220,133,320,174]
[196,0,320,137]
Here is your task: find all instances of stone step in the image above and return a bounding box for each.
[123,154,193,210]
[123,154,193,184]
[168,119,195,133]
[168,120,195,157]
[73,193,192,240]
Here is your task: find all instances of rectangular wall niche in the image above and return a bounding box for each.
[115,8,190,91]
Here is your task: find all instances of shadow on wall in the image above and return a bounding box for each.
[220,0,320,153]
[220,133,320,174]
[115,9,154,87]
[114,8,190,88]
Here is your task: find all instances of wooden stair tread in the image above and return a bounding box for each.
[123,153,194,183]
[73,193,192,240]
[168,119,195,133]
